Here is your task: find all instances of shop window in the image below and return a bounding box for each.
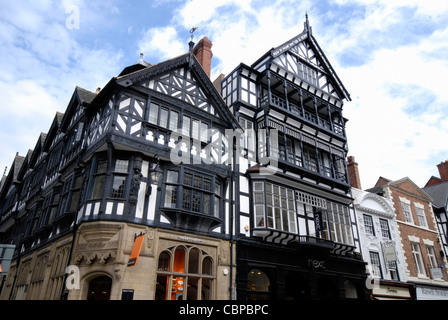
[247,269,270,300]
[344,280,358,299]
[158,251,171,271]
[155,246,214,300]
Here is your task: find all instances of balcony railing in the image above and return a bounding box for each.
[261,94,345,137]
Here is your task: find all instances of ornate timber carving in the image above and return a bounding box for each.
[128,154,143,209]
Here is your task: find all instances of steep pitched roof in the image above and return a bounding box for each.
[75,86,97,104]
[115,52,241,130]
[251,15,350,106]
[423,181,448,209]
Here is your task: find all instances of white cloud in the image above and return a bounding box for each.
[0,0,123,173]
[339,22,448,187]
[138,26,186,63]
[2,0,448,192]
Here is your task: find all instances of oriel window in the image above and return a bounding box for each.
[162,169,220,217]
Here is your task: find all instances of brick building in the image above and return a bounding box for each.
[423,160,448,260]
[368,177,448,299]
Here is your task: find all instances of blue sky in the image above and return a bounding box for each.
[1,0,448,189]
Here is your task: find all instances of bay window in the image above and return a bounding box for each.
[252,181,353,245]
[163,169,220,217]
[253,181,297,233]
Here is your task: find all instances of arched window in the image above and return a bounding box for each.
[155,245,214,300]
[158,251,171,272]
[247,269,270,300]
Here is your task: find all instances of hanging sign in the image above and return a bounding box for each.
[382,241,397,262]
[314,210,323,232]
[127,233,145,267]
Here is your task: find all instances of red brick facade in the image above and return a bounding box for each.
[381,178,448,281]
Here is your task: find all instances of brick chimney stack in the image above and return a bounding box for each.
[437,160,448,181]
[193,36,213,78]
[347,156,362,189]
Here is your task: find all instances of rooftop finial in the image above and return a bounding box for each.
[304,12,312,35]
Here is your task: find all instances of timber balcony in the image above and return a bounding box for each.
[260,93,345,137]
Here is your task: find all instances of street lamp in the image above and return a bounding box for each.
[149,156,163,185]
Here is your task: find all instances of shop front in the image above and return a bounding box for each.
[236,239,369,300]
[371,280,414,300]
[415,283,448,300]
[67,222,234,300]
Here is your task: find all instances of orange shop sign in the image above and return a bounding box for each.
[127,233,145,267]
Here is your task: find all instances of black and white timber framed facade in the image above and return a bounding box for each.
[223,17,368,300]
[0,17,369,300]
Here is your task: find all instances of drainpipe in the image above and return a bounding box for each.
[229,164,234,300]
[228,131,238,300]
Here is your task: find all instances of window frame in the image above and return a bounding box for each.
[401,202,413,224]
[162,168,221,218]
[411,242,426,276]
[253,181,297,234]
[156,245,215,300]
[379,218,391,239]
[415,206,427,228]
[369,251,383,279]
[363,214,375,236]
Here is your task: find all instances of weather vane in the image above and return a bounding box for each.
[190,27,198,41]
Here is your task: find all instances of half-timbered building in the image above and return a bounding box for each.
[222,16,368,300]
[0,38,239,300]
[0,17,369,301]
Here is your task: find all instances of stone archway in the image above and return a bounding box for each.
[86,275,112,300]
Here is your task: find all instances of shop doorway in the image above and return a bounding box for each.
[316,276,338,300]
[285,272,309,300]
[87,276,112,300]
